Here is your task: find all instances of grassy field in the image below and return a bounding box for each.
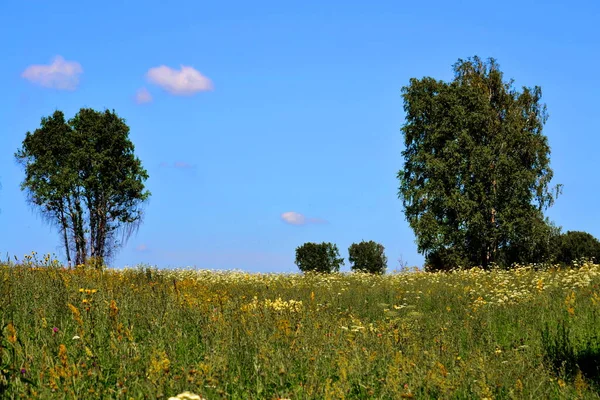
[1,255,600,399]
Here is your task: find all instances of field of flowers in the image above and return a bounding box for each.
[1,254,600,399]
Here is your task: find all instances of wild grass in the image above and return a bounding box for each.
[1,254,600,399]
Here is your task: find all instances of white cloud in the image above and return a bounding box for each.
[281,211,327,226]
[135,87,153,104]
[146,65,213,95]
[281,211,306,225]
[135,244,149,252]
[21,56,83,90]
[174,161,193,169]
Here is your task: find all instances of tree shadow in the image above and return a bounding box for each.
[541,320,600,390]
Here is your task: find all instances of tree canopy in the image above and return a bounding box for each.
[397,56,561,270]
[552,231,600,266]
[348,240,387,274]
[15,108,150,266]
[295,242,344,273]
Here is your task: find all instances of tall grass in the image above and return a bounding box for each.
[1,255,600,399]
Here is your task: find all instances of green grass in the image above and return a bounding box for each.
[1,256,600,399]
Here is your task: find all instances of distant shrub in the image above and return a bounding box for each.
[295,242,344,273]
[552,231,600,266]
[348,240,387,274]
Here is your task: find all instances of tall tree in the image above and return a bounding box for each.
[397,56,561,270]
[16,108,150,266]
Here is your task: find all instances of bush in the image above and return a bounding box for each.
[552,231,600,266]
[295,242,344,273]
[348,240,387,274]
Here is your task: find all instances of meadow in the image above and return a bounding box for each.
[1,254,600,399]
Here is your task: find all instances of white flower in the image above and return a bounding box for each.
[168,392,205,400]
[72,335,81,340]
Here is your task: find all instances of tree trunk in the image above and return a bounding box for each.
[70,192,87,265]
[58,203,71,267]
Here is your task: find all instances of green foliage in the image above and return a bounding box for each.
[424,247,468,272]
[294,242,344,273]
[495,217,562,269]
[348,240,387,274]
[398,56,562,269]
[552,231,600,266]
[15,109,150,266]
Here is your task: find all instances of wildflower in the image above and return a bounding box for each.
[58,344,68,367]
[515,378,523,392]
[109,300,119,319]
[53,327,59,333]
[72,335,81,340]
[68,303,84,327]
[7,322,17,344]
[168,392,205,400]
[20,368,26,375]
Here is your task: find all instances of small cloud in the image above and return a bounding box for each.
[281,211,305,225]
[135,244,149,252]
[21,55,83,90]
[281,211,327,226]
[146,65,213,95]
[174,161,193,169]
[135,87,153,104]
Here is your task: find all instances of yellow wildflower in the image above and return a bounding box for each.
[6,322,17,344]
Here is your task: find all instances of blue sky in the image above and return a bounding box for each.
[0,0,598,272]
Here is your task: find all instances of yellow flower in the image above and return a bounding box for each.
[59,344,68,367]
[6,322,17,344]
[109,300,119,319]
[68,303,84,327]
[515,378,523,392]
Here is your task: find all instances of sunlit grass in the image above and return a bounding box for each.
[1,254,600,398]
